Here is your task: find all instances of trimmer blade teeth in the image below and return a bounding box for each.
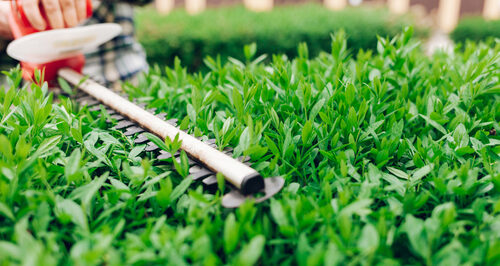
[221,177,285,208]
[238,156,251,163]
[156,113,167,120]
[205,139,216,145]
[114,120,135,130]
[145,142,159,152]
[75,96,94,102]
[124,126,144,136]
[157,151,179,160]
[105,114,126,123]
[190,168,213,181]
[75,91,88,98]
[189,165,203,174]
[202,175,218,191]
[78,98,100,106]
[111,114,125,120]
[88,104,103,112]
[86,101,100,106]
[166,118,178,126]
[88,105,117,115]
[70,90,283,208]
[134,133,149,144]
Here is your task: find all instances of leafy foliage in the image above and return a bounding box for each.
[1,28,500,265]
[136,4,418,71]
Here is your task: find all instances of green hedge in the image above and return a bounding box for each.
[451,17,500,43]
[136,4,415,70]
[1,28,500,265]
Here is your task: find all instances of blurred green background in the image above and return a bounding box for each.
[1,2,499,74]
[136,4,418,71]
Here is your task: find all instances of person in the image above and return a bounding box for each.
[0,0,151,87]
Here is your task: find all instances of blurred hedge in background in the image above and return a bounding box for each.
[136,4,416,71]
[0,40,16,85]
[0,40,15,72]
[451,17,500,43]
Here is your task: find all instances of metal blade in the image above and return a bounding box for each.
[222,177,285,208]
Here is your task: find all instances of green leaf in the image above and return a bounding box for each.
[309,98,325,120]
[404,215,429,259]
[217,172,225,193]
[347,107,357,127]
[70,127,83,143]
[145,133,169,152]
[244,43,257,61]
[128,145,145,162]
[233,87,244,115]
[58,78,73,95]
[245,144,268,161]
[238,127,252,152]
[301,120,313,145]
[110,178,130,192]
[412,164,433,182]
[173,151,190,178]
[264,135,280,157]
[0,241,20,260]
[179,116,190,130]
[456,146,475,156]
[55,197,88,231]
[357,223,379,254]
[32,202,50,234]
[345,84,355,106]
[33,135,62,159]
[84,133,112,167]
[270,199,288,227]
[234,235,266,266]
[0,202,14,221]
[65,149,82,183]
[156,178,173,208]
[341,199,373,217]
[170,176,192,202]
[224,213,239,254]
[387,167,409,180]
[419,114,447,135]
[70,173,108,212]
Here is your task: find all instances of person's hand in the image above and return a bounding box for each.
[22,0,88,30]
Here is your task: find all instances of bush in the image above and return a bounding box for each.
[1,29,499,264]
[136,4,416,70]
[451,17,500,43]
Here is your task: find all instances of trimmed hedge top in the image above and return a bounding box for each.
[451,17,500,43]
[136,4,415,70]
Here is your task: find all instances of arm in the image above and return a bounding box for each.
[0,2,12,39]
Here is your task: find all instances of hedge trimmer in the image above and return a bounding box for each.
[6,0,284,208]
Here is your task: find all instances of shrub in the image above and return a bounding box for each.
[1,28,499,264]
[136,3,416,70]
[451,17,500,43]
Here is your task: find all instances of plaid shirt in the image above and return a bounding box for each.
[83,1,150,86]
